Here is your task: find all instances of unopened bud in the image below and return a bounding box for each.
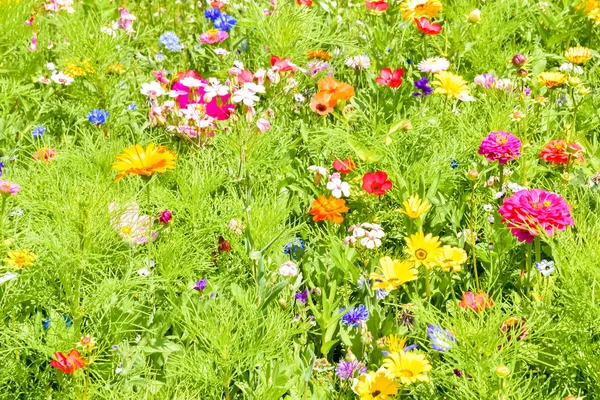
[512,54,527,66]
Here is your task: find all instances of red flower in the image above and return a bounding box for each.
[270,55,297,72]
[375,68,404,88]
[366,0,389,12]
[540,139,584,165]
[458,291,494,312]
[50,350,86,373]
[218,236,231,252]
[414,17,442,35]
[362,171,392,196]
[333,158,356,174]
[296,0,312,5]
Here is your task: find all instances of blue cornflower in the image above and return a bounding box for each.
[159,31,184,52]
[127,103,137,111]
[204,7,222,20]
[427,324,456,352]
[154,53,165,62]
[535,260,555,276]
[340,304,369,327]
[0,160,4,177]
[557,94,566,106]
[376,289,389,300]
[88,109,109,125]
[63,315,73,328]
[406,58,412,64]
[214,14,237,31]
[32,126,46,139]
[450,159,459,169]
[283,238,305,259]
[42,317,51,330]
[413,77,433,97]
[193,278,207,291]
[335,360,366,379]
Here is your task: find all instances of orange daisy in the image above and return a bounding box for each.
[310,196,349,224]
[112,143,177,182]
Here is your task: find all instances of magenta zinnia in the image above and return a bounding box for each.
[498,189,574,243]
[478,131,521,164]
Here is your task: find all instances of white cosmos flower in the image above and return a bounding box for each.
[140,82,165,98]
[203,78,229,102]
[51,71,74,85]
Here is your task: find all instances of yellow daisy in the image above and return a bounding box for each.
[4,249,36,269]
[370,257,418,292]
[383,351,432,385]
[112,143,177,182]
[434,246,467,272]
[352,370,399,400]
[400,195,431,219]
[405,230,442,269]
[431,71,470,99]
[564,46,593,64]
[537,72,568,88]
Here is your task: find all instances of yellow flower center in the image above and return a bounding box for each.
[415,249,428,260]
[543,200,551,207]
[399,369,414,378]
[495,134,508,145]
[121,226,132,235]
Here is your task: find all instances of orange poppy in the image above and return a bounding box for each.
[310,92,335,115]
[310,196,349,224]
[317,77,355,101]
[307,49,331,60]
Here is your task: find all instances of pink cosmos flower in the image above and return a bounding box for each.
[153,71,170,85]
[478,131,521,164]
[199,29,229,44]
[109,202,158,246]
[172,70,234,120]
[118,8,136,32]
[0,180,21,196]
[474,74,496,88]
[279,261,298,277]
[459,291,494,312]
[270,55,298,72]
[498,189,574,243]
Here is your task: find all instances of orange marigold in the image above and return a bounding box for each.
[310,196,349,224]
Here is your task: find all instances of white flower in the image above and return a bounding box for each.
[229,218,244,235]
[559,63,583,75]
[294,93,306,102]
[203,78,229,102]
[308,165,328,177]
[256,118,271,133]
[231,82,264,107]
[109,202,157,246]
[137,268,151,277]
[358,223,385,249]
[0,272,18,285]
[46,62,56,71]
[417,57,450,73]
[507,182,526,192]
[345,55,371,70]
[51,71,74,85]
[326,173,350,198]
[140,82,166,98]
[179,76,204,88]
[458,93,476,102]
[494,78,513,90]
[214,48,230,56]
[349,224,366,238]
[279,261,298,277]
[344,235,357,245]
[483,204,493,212]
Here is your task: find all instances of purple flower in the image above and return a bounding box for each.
[340,305,369,327]
[0,160,4,177]
[335,360,366,380]
[193,278,207,291]
[295,289,311,305]
[427,324,456,351]
[159,210,172,224]
[413,77,433,97]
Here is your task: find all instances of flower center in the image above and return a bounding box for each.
[371,390,382,396]
[495,134,508,145]
[316,104,327,112]
[543,200,551,207]
[415,249,428,260]
[371,183,381,191]
[399,369,414,378]
[121,226,132,235]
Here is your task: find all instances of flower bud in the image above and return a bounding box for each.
[467,9,481,23]
[158,209,172,224]
[511,54,527,66]
[517,69,528,77]
[278,298,287,309]
[467,169,479,180]
[495,365,511,377]
[578,87,591,96]
[568,76,582,86]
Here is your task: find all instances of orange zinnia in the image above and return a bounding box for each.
[112,143,177,182]
[310,196,349,224]
[307,49,331,60]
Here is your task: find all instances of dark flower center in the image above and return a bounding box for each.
[415,249,428,260]
[371,390,381,396]
[316,104,327,112]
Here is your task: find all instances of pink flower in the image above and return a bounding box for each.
[256,118,271,133]
[478,131,521,164]
[158,210,172,224]
[172,70,235,120]
[375,68,404,88]
[199,29,229,44]
[152,71,170,85]
[279,261,298,277]
[28,36,38,51]
[118,8,136,32]
[459,291,494,312]
[0,180,21,196]
[498,189,574,243]
[270,55,298,72]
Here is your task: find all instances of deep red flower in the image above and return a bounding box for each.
[362,171,392,196]
[414,17,442,35]
[50,350,86,373]
[540,139,584,165]
[218,236,231,252]
[366,0,389,12]
[375,68,404,88]
[296,0,312,5]
[270,55,297,72]
[333,158,356,174]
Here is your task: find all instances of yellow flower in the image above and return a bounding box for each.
[564,46,593,64]
[400,195,431,219]
[352,370,399,400]
[4,249,36,269]
[370,257,418,292]
[431,71,470,99]
[383,351,432,385]
[112,143,177,182]
[107,63,126,75]
[76,335,96,351]
[434,246,467,272]
[405,230,442,269]
[537,72,568,88]
[387,334,407,353]
[400,0,442,20]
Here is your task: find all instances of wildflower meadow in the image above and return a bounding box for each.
[1,0,600,399]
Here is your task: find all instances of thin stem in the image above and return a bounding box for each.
[0,196,7,237]
[424,268,431,299]
[469,182,480,291]
[525,243,532,295]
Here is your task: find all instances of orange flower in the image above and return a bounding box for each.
[310,92,335,115]
[310,196,349,224]
[307,49,330,60]
[112,143,177,182]
[311,77,355,115]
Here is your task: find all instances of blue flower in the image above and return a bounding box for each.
[340,304,369,327]
[204,7,222,20]
[154,53,166,62]
[214,14,237,31]
[193,278,207,291]
[32,126,46,139]
[535,260,555,276]
[450,159,459,169]
[413,77,433,97]
[295,289,311,305]
[427,324,456,351]
[335,360,366,379]
[128,103,137,111]
[376,289,389,300]
[88,109,109,125]
[63,315,73,328]
[0,160,4,177]
[283,238,305,259]
[159,31,183,52]
[42,317,51,330]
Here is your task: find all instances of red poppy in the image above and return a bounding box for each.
[375,68,404,88]
[218,236,231,252]
[414,17,442,35]
[271,55,297,72]
[333,158,356,174]
[362,171,392,196]
[50,350,86,373]
[366,0,389,12]
[296,0,312,5]
[211,0,227,9]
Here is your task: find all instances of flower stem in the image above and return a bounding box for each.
[0,196,7,238]
[525,243,532,295]
[424,267,431,299]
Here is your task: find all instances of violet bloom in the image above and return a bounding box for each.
[427,324,456,351]
[193,278,207,291]
[340,305,369,327]
[478,131,521,164]
[474,73,497,88]
[118,8,136,32]
[0,161,5,177]
[295,289,311,305]
[335,360,366,380]
[413,77,433,97]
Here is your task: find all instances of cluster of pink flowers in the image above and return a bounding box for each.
[498,189,574,243]
[199,29,229,44]
[44,0,75,13]
[474,74,513,90]
[478,131,521,164]
[101,8,137,36]
[0,180,21,196]
[344,223,385,249]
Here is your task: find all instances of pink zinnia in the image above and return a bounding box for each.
[0,180,21,196]
[478,131,521,164]
[458,291,493,312]
[199,29,229,44]
[498,189,574,243]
